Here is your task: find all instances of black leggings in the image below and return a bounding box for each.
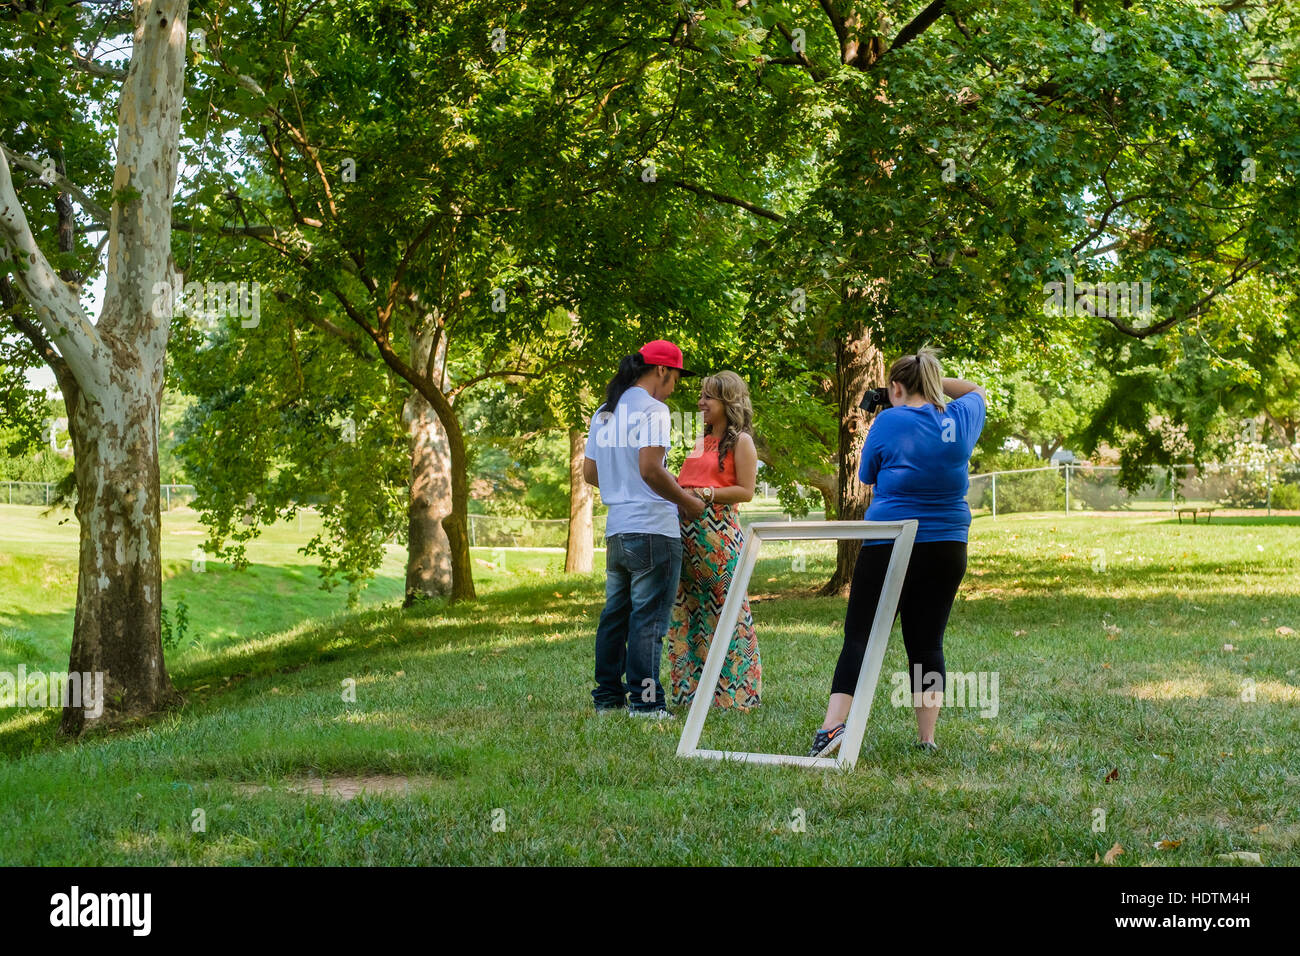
[830,540,968,697]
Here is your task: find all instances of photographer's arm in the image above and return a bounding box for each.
[582,457,599,489]
[942,377,987,402]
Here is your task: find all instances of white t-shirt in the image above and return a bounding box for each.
[584,386,680,538]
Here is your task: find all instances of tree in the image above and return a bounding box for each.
[690,0,1300,591]
[983,366,1107,461]
[166,1,813,598]
[0,0,189,732]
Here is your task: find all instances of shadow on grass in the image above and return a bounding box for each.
[0,572,617,760]
[1154,515,1300,527]
[2,549,1295,763]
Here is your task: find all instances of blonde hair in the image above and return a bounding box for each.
[888,344,946,412]
[699,370,754,470]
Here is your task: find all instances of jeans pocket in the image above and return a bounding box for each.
[620,533,656,574]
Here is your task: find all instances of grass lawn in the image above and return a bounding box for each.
[0,505,1297,865]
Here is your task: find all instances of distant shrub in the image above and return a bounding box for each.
[1215,468,1271,508]
[1271,482,1300,511]
[1072,474,1128,511]
[985,469,1062,514]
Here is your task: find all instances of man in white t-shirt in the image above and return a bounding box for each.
[583,340,706,716]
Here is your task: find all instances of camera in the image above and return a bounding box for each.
[860,385,892,414]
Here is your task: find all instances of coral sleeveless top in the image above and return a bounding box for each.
[678,433,737,488]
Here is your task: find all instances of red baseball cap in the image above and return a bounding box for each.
[639,339,698,377]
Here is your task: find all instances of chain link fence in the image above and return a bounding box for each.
[6,465,1294,549]
[1,482,200,510]
[966,463,1300,518]
[466,502,827,549]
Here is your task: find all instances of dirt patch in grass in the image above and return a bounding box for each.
[231,773,441,801]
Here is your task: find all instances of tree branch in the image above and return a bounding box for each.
[772,22,826,82]
[71,51,127,80]
[0,145,112,223]
[668,178,785,222]
[889,0,948,53]
[0,147,99,385]
[0,276,75,395]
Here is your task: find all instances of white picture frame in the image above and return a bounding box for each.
[675,519,918,770]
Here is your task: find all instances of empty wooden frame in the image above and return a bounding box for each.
[676,519,918,771]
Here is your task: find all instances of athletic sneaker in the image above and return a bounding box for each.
[915,740,939,752]
[628,707,674,720]
[808,722,846,757]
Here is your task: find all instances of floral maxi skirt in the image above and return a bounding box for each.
[668,502,761,710]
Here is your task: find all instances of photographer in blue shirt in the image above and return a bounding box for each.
[808,346,987,757]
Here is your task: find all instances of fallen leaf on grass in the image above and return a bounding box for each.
[1223,644,1235,652]
[1013,629,1027,637]
[1250,824,1269,834]
[1104,768,1119,783]
[1103,842,1124,864]
[1276,626,1296,636]
[1153,839,1181,851]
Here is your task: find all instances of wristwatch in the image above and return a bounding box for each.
[699,486,715,504]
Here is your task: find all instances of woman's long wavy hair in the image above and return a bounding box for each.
[700,370,754,470]
[888,344,946,413]
[600,352,651,415]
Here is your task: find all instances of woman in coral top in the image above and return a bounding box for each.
[669,371,761,710]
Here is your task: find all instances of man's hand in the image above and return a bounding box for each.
[679,494,705,520]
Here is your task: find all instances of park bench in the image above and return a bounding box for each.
[1176,507,1217,524]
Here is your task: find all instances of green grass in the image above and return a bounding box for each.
[0,505,1297,865]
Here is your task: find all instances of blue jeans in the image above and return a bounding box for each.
[593,532,683,711]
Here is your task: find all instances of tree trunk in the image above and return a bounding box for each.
[402,330,453,604]
[565,428,594,573]
[62,373,177,735]
[350,324,476,601]
[436,398,477,602]
[819,322,884,596]
[0,0,188,732]
[401,325,474,602]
